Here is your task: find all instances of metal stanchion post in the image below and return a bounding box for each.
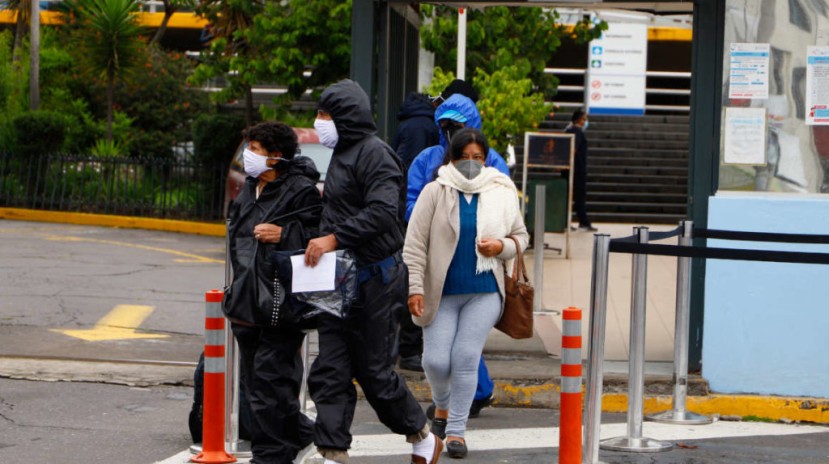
[299,332,312,415]
[646,220,712,425]
[225,333,251,457]
[534,184,546,312]
[601,227,671,453]
[583,234,610,464]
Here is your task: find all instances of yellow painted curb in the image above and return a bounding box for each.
[0,208,225,237]
[602,393,829,424]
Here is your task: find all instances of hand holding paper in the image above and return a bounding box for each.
[291,252,336,292]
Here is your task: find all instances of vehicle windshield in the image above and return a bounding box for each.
[299,143,332,181]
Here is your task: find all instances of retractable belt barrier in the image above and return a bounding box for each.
[583,223,829,464]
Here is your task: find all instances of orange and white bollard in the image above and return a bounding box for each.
[559,307,582,464]
[192,289,236,464]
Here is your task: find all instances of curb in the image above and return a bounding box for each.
[398,370,829,425]
[0,207,225,237]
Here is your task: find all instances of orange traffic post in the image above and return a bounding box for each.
[559,307,582,464]
[192,289,236,464]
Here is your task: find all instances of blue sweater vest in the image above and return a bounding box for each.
[443,193,499,295]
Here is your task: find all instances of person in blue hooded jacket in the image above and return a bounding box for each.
[406,91,508,421]
[406,94,509,222]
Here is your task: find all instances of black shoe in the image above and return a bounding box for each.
[399,355,424,372]
[468,394,494,418]
[430,417,447,439]
[426,402,436,420]
[446,439,468,459]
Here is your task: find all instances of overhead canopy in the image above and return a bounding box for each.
[388,1,693,13]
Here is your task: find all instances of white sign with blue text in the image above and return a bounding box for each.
[728,43,770,99]
[586,22,648,116]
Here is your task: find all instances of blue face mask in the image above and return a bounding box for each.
[582,120,589,130]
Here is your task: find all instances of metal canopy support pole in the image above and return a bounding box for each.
[534,184,546,312]
[646,221,713,425]
[583,234,610,464]
[457,8,467,80]
[601,227,671,453]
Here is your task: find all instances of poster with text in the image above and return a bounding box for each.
[728,43,770,99]
[806,46,829,125]
[586,22,648,116]
[724,107,767,165]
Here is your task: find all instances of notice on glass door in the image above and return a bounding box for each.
[728,43,770,99]
[724,107,767,165]
[806,46,829,125]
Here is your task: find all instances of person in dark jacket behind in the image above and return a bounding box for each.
[391,92,440,373]
[224,121,322,464]
[304,79,442,464]
[565,109,597,231]
[392,92,440,170]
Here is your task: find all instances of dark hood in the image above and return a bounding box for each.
[397,92,435,121]
[284,155,321,184]
[318,79,377,150]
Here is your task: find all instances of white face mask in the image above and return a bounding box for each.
[314,118,339,149]
[243,148,273,178]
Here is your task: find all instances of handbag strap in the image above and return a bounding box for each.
[507,235,530,283]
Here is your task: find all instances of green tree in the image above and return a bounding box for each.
[420,6,605,98]
[150,0,198,46]
[192,0,263,125]
[244,0,351,116]
[75,0,145,142]
[191,0,352,123]
[5,0,31,65]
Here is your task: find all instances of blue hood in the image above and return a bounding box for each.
[434,94,482,147]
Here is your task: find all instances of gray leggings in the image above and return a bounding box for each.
[422,292,501,438]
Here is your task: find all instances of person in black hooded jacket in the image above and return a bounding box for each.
[392,92,440,170]
[304,80,442,464]
[224,121,322,464]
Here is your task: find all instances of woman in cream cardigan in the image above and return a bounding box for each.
[404,128,528,459]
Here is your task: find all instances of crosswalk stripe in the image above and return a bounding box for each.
[158,421,829,463]
[344,421,829,457]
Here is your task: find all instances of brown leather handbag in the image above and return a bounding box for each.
[495,236,534,339]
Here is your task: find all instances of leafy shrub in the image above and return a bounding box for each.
[192,113,248,166]
[12,111,69,157]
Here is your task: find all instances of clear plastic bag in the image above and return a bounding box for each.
[269,249,357,320]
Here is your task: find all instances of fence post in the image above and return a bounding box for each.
[600,227,671,453]
[559,307,582,464]
[583,234,610,464]
[191,289,236,464]
[646,220,713,425]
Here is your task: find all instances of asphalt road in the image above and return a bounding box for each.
[0,220,224,364]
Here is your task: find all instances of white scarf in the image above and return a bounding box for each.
[436,163,520,274]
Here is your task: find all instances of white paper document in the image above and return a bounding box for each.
[291,252,336,293]
[723,107,767,165]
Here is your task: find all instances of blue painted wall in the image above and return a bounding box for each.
[703,193,829,398]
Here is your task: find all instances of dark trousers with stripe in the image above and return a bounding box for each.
[308,261,426,451]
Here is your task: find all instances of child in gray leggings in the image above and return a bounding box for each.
[422,293,501,441]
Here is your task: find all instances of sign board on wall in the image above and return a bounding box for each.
[728,43,770,99]
[586,22,648,116]
[806,46,829,125]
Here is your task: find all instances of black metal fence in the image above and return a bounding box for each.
[0,152,229,222]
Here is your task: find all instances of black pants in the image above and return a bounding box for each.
[397,306,423,359]
[308,262,426,451]
[232,324,314,463]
